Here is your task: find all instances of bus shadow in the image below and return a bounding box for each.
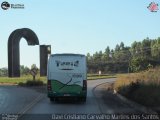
[50,97,86,104]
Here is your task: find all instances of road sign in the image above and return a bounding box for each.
[30,68,38,76]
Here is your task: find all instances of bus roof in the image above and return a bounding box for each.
[51,53,85,57]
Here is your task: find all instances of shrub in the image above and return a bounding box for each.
[18,80,44,86]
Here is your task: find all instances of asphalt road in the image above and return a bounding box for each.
[0,79,115,113]
[26,79,116,114]
[0,78,147,120]
[0,85,44,114]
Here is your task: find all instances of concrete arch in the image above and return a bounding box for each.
[8,28,39,77]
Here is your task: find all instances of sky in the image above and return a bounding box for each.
[0,0,160,68]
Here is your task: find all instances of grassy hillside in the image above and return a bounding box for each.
[114,67,160,107]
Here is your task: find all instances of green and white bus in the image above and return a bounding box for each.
[47,54,87,102]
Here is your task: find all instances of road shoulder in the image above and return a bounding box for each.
[93,82,157,114]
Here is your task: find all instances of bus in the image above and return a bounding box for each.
[47,53,87,102]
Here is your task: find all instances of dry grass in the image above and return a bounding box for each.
[114,67,160,107]
[0,74,47,85]
[115,67,160,90]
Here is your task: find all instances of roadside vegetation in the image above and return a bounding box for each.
[0,64,47,86]
[114,67,160,107]
[87,74,116,80]
[87,37,160,74]
[0,74,116,85]
[0,75,47,85]
[86,36,160,108]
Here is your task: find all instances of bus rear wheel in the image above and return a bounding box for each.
[50,97,55,102]
[81,97,86,102]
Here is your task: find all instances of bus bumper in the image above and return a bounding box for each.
[48,91,87,98]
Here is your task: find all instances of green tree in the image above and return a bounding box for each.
[151,37,160,60]
[87,37,160,74]
[0,68,8,76]
[31,64,38,69]
[20,65,30,75]
[141,37,151,58]
[102,46,110,61]
[130,57,152,72]
[120,42,124,50]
